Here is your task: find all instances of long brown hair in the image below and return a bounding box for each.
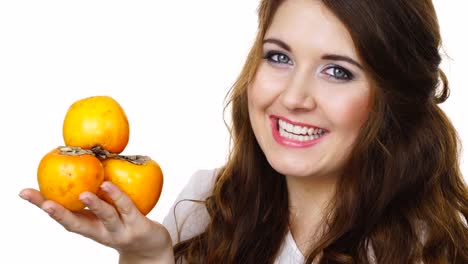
[173,0,468,263]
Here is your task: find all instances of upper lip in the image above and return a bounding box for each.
[270,114,326,130]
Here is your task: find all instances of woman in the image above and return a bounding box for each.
[20,0,467,263]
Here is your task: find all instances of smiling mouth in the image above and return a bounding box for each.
[268,114,329,148]
[277,118,326,142]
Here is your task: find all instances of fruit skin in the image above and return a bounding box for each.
[63,95,130,154]
[37,148,104,211]
[98,157,163,216]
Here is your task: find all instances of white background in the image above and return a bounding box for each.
[0,1,466,263]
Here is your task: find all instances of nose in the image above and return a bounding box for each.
[279,70,317,112]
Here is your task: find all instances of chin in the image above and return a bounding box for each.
[267,157,318,178]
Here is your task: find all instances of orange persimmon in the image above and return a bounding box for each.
[37,147,104,211]
[97,155,163,216]
[62,95,130,154]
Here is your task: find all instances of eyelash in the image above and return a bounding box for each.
[262,51,355,81]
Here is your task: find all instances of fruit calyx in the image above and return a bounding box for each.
[87,145,151,165]
[115,155,151,165]
[91,145,117,160]
[58,146,94,156]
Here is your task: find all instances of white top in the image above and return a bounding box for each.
[162,169,305,263]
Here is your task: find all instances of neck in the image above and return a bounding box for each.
[286,174,336,253]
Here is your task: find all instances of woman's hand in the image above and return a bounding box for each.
[19,181,175,264]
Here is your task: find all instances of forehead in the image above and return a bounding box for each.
[265,0,358,59]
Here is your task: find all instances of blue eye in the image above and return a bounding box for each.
[323,66,354,81]
[263,51,293,65]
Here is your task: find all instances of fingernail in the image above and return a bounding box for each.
[44,208,55,216]
[100,182,112,193]
[80,197,90,206]
[19,193,29,201]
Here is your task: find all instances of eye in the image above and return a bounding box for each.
[323,65,354,81]
[263,51,293,65]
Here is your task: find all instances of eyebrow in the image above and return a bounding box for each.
[262,38,363,69]
[263,38,292,51]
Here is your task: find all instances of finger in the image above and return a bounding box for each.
[79,191,124,233]
[100,181,141,223]
[41,200,99,237]
[19,188,46,207]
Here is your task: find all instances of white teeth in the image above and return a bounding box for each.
[293,125,301,134]
[279,127,324,142]
[278,119,324,136]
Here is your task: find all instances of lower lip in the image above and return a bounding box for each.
[270,117,326,148]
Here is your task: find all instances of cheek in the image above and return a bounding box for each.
[325,89,370,131]
[248,64,287,109]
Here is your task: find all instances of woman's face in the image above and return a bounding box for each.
[248,0,371,180]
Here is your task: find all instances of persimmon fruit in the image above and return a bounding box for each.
[37,147,104,211]
[97,155,163,216]
[62,95,130,154]
[37,95,164,215]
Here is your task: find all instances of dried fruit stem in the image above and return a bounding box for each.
[68,145,152,165]
[91,145,117,160]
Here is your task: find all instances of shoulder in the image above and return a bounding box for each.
[178,169,218,199]
[162,168,219,245]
